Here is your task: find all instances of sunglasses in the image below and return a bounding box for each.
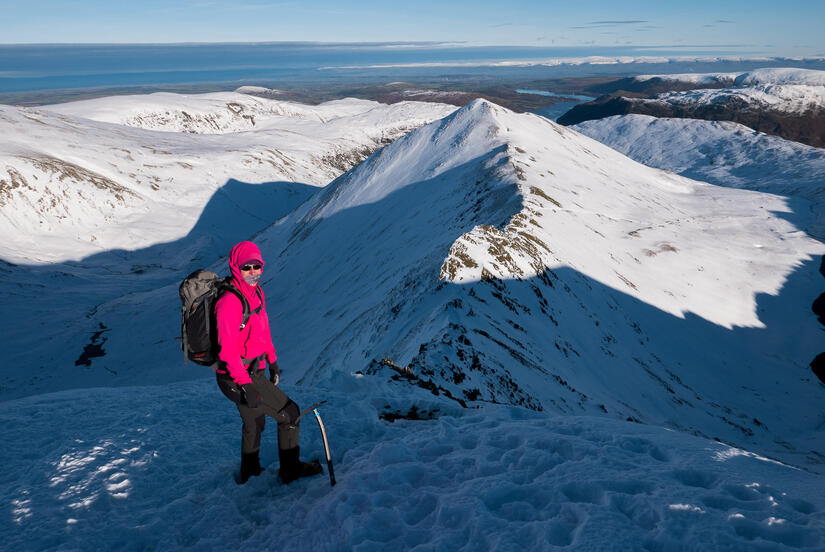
[240,264,262,272]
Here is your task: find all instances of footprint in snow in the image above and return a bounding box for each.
[672,469,720,489]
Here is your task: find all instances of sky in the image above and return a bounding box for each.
[2,0,824,57]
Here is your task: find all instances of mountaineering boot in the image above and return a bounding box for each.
[239,451,264,484]
[278,446,323,484]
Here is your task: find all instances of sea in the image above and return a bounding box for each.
[2,42,815,95]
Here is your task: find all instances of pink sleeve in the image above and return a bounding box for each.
[215,294,252,385]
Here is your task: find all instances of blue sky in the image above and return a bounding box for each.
[3,0,824,57]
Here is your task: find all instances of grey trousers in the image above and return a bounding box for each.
[216,368,300,454]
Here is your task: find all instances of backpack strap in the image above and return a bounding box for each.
[219,280,263,330]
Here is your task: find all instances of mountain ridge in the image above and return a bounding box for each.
[558,68,825,147]
[223,98,825,470]
[2,96,822,474]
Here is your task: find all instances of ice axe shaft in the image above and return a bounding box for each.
[293,401,336,487]
[313,407,336,487]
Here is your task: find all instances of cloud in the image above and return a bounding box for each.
[633,43,755,49]
[489,22,531,29]
[571,20,648,29]
[589,20,648,25]
[705,19,735,27]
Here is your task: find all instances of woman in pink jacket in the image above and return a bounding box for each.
[215,240,321,484]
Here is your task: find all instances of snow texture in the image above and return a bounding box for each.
[1,379,823,551]
[631,68,825,87]
[2,88,824,550]
[1,93,455,263]
[633,68,825,115]
[573,114,825,240]
[633,72,739,85]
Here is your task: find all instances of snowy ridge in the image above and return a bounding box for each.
[648,83,825,115]
[43,92,433,134]
[632,72,739,85]
[735,68,825,86]
[2,94,824,550]
[559,67,825,147]
[635,68,825,115]
[0,96,455,263]
[165,98,825,471]
[573,114,825,239]
[632,68,825,87]
[0,95,455,410]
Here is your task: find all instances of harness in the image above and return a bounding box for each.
[242,354,267,375]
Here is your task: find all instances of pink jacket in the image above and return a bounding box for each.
[215,241,277,385]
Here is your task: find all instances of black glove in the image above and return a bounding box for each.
[241,383,261,408]
[280,399,300,425]
[269,361,281,385]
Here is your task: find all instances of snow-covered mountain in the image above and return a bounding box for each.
[2,93,824,550]
[558,68,825,147]
[0,93,455,398]
[582,73,737,99]
[64,98,823,473]
[1,92,455,264]
[573,114,825,240]
[632,72,740,87]
[42,90,445,135]
[627,68,825,90]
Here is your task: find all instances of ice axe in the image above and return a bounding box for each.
[295,401,336,487]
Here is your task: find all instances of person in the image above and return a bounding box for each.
[214,240,322,484]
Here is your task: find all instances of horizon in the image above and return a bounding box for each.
[0,40,822,60]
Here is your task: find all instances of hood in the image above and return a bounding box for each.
[228,240,265,298]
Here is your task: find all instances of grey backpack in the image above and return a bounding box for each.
[179,270,260,365]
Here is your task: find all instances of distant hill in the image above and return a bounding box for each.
[559,68,825,147]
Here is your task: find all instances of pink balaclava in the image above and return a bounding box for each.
[228,241,265,297]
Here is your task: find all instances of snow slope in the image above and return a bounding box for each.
[650,84,825,116]
[2,379,823,551]
[2,94,824,550]
[558,67,825,147]
[632,72,739,86]
[42,92,410,134]
[631,68,825,88]
[68,99,823,472]
[735,68,825,87]
[0,94,455,399]
[572,114,825,240]
[2,93,456,264]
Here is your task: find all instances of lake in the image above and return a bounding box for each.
[516,89,596,121]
